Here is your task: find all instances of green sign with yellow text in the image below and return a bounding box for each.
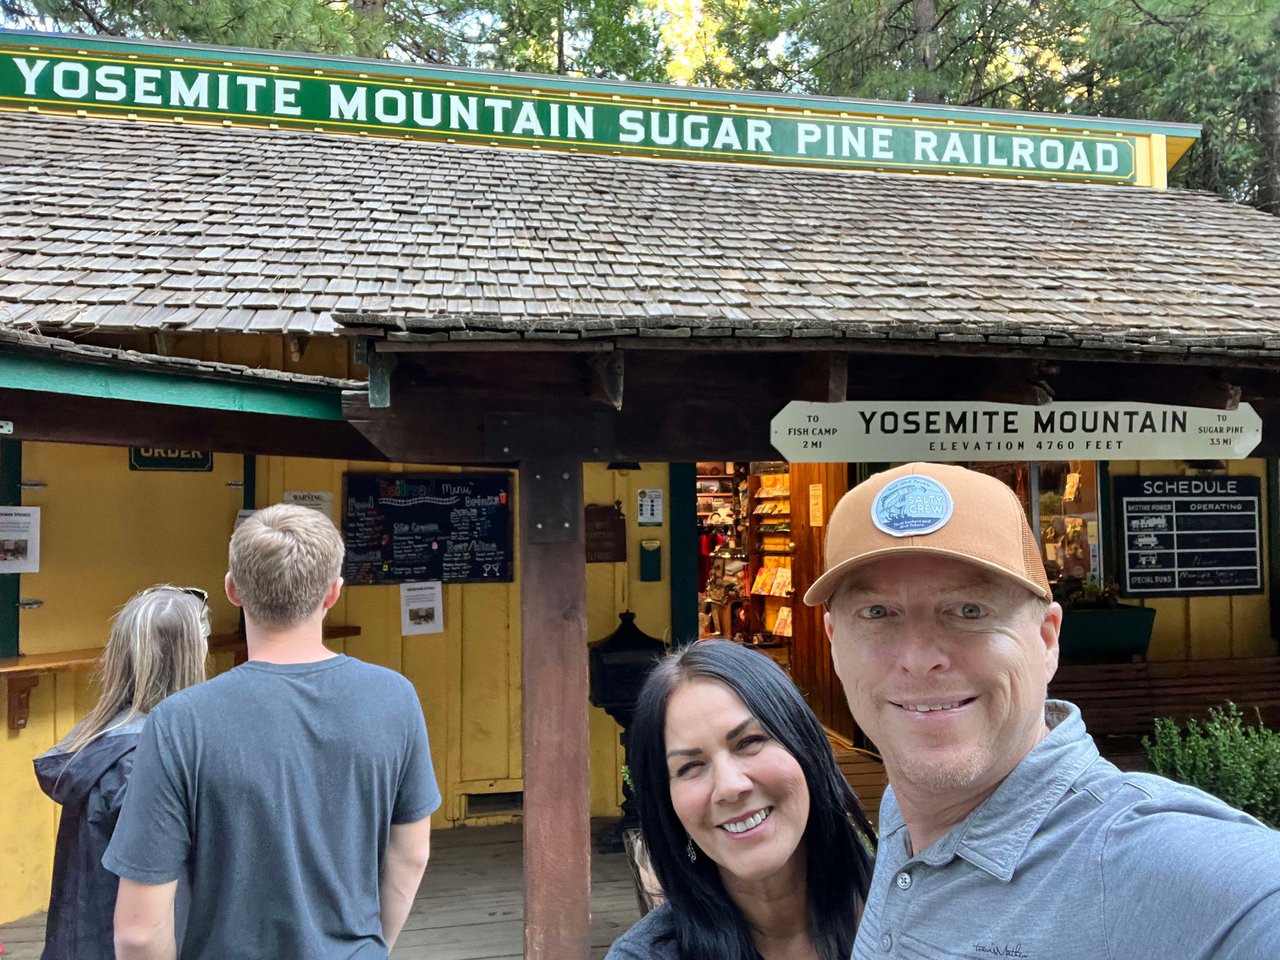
[128,447,213,471]
[0,31,1152,183]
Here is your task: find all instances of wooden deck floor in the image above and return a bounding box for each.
[0,822,641,960]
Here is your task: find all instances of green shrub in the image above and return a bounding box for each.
[1143,702,1280,828]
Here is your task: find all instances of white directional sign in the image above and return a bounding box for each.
[771,401,1263,463]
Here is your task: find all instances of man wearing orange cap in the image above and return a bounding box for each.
[807,463,1280,959]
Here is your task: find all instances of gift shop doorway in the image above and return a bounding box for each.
[691,460,857,741]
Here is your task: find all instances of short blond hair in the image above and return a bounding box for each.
[229,504,345,628]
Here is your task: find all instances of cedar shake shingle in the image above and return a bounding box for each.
[1,112,1279,362]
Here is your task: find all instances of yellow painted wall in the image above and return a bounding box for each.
[0,435,671,923]
[1109,459,1272,660]
[585,463,672,818]
[252,456,528,826]
[1,441,248,922]
[18,442,248,654]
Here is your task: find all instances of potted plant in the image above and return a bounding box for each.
[1055,578,1155,662]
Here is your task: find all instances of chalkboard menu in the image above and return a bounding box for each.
[1115,475,1262,597]
[343,473,514,585]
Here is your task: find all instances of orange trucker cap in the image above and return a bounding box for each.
[802,462,1051,606]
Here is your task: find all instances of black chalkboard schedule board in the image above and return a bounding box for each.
[1115,475,1262,598]
[343,473,514,585]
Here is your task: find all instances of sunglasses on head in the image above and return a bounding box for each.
[180,587,209,607]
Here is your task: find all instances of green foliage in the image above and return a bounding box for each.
[1072,0,1280,212]
[705,0,1089,107]
[1,0,668,80]
[427,0,667,79]
[1,0,390,55]
[1143,702,1280,827]
[482,0,666,79]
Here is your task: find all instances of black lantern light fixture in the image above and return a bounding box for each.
[588,610,666,850]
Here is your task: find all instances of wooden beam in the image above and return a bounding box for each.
[345,398,491,462]
[364,333,1280,372]
[519,460,591,960]
[1,389,389,461]
[384,350,1280,412]
[342,393,790,462]
[343,351,1280,464]
[378,337,615,353]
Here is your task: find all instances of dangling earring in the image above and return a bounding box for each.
[686,836,697,862]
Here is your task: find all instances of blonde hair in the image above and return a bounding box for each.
[228,503,345,628]
[65,585,208,754]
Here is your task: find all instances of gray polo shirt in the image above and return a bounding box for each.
[855,700,1280,960]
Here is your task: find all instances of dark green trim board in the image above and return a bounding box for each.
[1267,461,1279,652]
[0,440,21,657]
[1098,460,1118,595]
[669,462,698,649]
[0,352,344,420]
[855,463,891,485]
[242,454,257,511]
[238,454,256,635]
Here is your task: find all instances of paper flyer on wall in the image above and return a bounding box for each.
[637,488,664,526]
[284,490,334,518]
[400,581,444,635]
[0,506,40,573]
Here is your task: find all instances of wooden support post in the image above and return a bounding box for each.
[519,460,590,960]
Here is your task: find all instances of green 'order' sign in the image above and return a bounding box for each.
[129,448,213,471]
[0,32,1140,183]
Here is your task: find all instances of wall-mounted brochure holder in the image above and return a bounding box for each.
[639,540,662,582]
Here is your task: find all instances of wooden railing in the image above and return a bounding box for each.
[0,625,362,730]
[830,736,888,831]
[1049,656,1280,770]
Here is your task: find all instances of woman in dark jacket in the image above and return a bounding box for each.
[34,584,208,960]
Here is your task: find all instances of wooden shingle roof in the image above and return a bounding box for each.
[2,112,1279,360]
[0,325,361,389]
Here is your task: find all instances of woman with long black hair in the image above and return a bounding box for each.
[607,639,875,960]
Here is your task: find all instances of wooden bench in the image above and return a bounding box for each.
[1049,656,1280,770]
[0,626,364,731]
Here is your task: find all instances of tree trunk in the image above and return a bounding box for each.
[1258,74,1280,216]
[913,0,940,103]
[349,0,388,58]
[557,3,567,74]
